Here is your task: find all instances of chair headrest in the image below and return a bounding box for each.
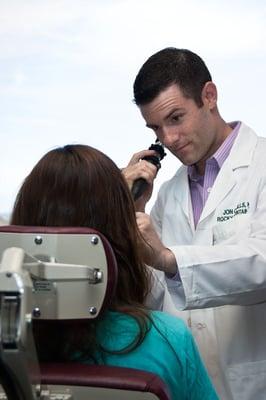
[0,225,118,320]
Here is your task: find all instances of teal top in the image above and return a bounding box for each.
[79,310,218,400]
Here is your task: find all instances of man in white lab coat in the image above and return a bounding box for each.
[123,47,266,399]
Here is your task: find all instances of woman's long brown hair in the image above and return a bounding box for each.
[11,144,152,361]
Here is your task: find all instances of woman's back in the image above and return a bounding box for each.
[81,310,218,400]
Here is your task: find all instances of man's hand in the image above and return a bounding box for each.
[122,150,158,211]
[136,212,178,276]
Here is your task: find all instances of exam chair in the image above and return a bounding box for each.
[0,226,171,400]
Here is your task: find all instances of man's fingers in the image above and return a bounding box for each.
[127,149,157,166]
[122,160,157,187]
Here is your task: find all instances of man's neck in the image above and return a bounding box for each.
[196,121,233,176]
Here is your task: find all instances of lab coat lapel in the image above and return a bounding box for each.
[199,163,236,222]
[173,166,194,227]
[199,123,258,224]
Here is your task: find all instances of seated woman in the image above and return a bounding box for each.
[11,144,218,400]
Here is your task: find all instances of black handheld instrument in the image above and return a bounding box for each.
[131,139,166,201]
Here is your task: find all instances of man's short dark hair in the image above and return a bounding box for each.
[133,47,212,107]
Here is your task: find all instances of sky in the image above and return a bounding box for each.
[1,0,266,221]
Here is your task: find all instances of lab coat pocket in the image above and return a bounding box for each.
[213,223,235,244]
[212,219,251,245]
[228,360,266,399]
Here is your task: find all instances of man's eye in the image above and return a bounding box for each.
[172,115,182,122]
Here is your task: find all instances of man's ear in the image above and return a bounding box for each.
[201,81,217,110]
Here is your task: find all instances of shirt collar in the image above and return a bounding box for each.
[188,121,241,179]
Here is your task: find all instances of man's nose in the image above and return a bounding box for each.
[161,126,179,148]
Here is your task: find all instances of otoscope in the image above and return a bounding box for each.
[131,139,166,201]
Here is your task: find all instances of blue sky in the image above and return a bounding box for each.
[1,0,266,219]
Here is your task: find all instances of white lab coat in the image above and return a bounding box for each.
[150,122,266,400]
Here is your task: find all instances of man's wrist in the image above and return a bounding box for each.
[160,248,178,277]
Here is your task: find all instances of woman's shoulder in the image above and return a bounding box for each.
[150,310,188,331]
[149,311,192,345]
[99,310,191,347]
[103,310,188,333]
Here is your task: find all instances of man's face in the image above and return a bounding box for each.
[140,83,222,174]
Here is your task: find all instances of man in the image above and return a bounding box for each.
[123,48,266,400]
